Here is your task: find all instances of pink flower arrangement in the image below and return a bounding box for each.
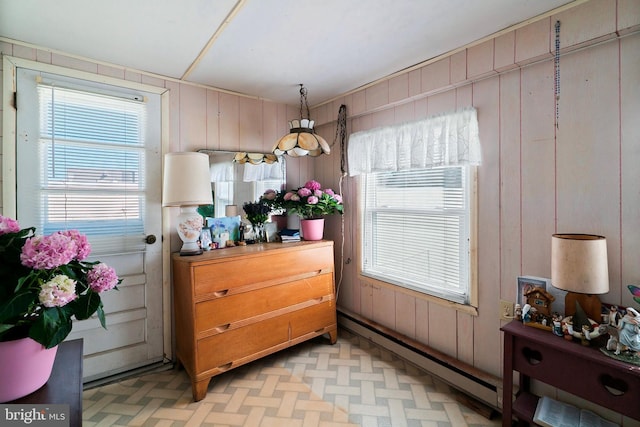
[281,180,344,219]
[0,215,120,348]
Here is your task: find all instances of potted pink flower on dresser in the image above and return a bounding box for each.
[281,180,344,240]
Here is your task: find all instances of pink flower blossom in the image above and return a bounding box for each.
[314,189,323,197]
[297,187,312,197]
[283,191,294,201]
[87,263,119,293]
[262,189,277,200]
[290,194,301,202]
[21,233,77,270]
[304,180,321,191]
[307,196,319,205]
[59,230,91,260]
[0,216,20,235]
[39,274,77,307]
[333,194,343,203]
[325,189,335,196]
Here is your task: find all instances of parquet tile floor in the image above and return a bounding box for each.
[83,329,502,426]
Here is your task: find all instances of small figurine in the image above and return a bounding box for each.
[239,224,245,242]
[552,312,563,336]
[522,304,531,323]
[608,305,622,328]
[515,304,522,321]
[615,307,640,356]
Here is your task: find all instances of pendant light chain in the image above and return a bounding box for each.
[554,20,561,129]
[299,84,310,120]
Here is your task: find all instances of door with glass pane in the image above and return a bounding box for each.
[15,68,164,382]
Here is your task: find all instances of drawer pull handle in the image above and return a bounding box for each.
[218,362,233,371]
[215,324,231,332]
[599,374,628,396]
[522,347,542,365]
[214,290,229,297]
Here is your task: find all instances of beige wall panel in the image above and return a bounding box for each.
[205,90,220,150]
[13,45,36,61]
[389,73,409,103]
[394,102,415,124]
[426,91,456,115]
[165,81,180,151]
[124,69,142,83]
[415,298,429,343]
[553,0,617,50]
[36,49,52,64]
[556,42,621,298]
[494,31,516,72]
[51,52,97,74]
[499,71,523,301]
[456,311,474,366]
[218,93,240,151]
[471,77,502,378]
[455,85,473,108]
[141,74,164,88]
[620,34,640,307]
[520,61,555,276]
[360,283,374,319]
[239,97,262,151]
[262,102,278,154]
[414,97,428,120]
[372,285,396,330]
[351,90,366,116]
[178,84,206,152]
[366,81,389,111]
[421,58,450,94]
[427,302,457,357]
[408,69,421,97]
[312,103,329,127]
[618,0,640,33]
[98,64,125,80]
[467,39,495,80]
[370,108,395,129]
[395,292,416,339]
[515,18,551,65]
[450,50,467,84]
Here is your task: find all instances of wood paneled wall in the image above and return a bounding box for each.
[311,0,640,392]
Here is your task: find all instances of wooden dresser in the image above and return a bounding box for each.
[171,240,338,401]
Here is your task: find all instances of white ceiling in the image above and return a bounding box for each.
[1,0,577,105]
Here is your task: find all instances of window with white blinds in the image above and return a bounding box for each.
[32,83,147,255]
[360,166,473,304]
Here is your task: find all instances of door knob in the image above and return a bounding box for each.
[145,234,157,244]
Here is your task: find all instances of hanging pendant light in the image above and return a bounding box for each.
[272,84,330,157]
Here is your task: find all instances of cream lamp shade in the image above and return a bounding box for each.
[551,234,609,294]
[162,152,213,255]
[551,233,609,323]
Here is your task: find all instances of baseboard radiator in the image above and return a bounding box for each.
[337,309,502,411]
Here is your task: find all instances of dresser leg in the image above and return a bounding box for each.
[192,378,211,402]
[328,328,338,344]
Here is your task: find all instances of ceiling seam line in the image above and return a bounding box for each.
[181,0,248,81]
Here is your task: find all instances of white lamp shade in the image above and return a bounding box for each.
[162,152,213,206]
[551,234,609,294]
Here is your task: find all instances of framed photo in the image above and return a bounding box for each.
[517,275,567,319]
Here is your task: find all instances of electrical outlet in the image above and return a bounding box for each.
[500,300,514,320]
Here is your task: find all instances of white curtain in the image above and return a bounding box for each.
[347,107,481,176]
[209,159,234,182]
[243,161,282,182]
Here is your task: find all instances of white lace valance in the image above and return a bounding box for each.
[347,107,481,176]
[242,161,283,182]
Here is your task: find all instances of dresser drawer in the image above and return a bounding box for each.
[195,274,334,334]
[196,300,335,372]
[193,245,333,295]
